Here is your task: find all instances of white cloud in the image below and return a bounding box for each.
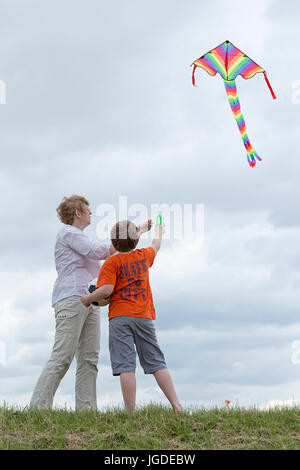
[0,0,300,411]
[260,398,299,410]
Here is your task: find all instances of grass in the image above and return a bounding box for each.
[0,404,299,450]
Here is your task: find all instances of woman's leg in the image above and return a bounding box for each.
[30,297,86,409]
[75,305,100,410]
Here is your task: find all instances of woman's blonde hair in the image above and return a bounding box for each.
[56,195,89,225]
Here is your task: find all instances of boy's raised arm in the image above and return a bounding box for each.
[152,224,165,256]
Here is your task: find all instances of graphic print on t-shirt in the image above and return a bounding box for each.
[97,247,156,320]
[118,259,148,301]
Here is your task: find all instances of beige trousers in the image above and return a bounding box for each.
[30,296,100,410]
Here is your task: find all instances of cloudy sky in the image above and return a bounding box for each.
[1,0,300,410]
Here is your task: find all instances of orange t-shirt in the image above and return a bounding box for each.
[96,247,156,320]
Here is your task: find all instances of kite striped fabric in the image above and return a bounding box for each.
[193,41,264,81]
[192,40,276,167]
[224,79,261,167]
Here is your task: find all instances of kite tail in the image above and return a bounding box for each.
[224,79,262,167]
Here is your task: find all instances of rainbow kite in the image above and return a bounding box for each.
[192,40,276,167]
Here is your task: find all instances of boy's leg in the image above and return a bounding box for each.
[75,305,100,410]
[120,372,136,411]
[133,318,182,412]
[30,296,87,409]
[153,369,182,412]
[109,317,137,410]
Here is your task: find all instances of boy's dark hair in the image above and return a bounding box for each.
[111,220,140,252]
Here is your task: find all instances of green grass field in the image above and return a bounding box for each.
[0,404,299,450]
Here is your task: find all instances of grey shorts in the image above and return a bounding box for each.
[109,316,167,376]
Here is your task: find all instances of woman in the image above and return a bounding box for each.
[30,195,114,410]
[30,194,150,410]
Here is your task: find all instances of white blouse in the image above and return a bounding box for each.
[52,225,109,306]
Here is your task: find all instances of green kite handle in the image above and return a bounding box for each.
[156,214,163,226]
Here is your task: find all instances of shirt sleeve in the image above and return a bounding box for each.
[143,246,156,268]
[63,227,110,260]
[97,257,117,287]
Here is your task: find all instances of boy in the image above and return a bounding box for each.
[81,219,182,412]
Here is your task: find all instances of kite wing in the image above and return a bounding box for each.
[192,40,276,167]
[192,40,276,95]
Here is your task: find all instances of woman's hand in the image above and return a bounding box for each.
[81,295,91,307]
[138,219,153,235]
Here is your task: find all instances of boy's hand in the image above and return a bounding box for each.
[81,295,91,307]
[138,219,153,234]
[155,223,165,236]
